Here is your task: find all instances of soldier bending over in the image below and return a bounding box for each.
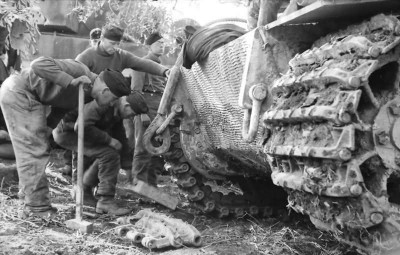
[0,57,130,218]
[53,92,148,216]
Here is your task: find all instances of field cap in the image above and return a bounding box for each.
[100,69,130,97]
[102,24,124,41]
[126,91,148,114]
[145,32,162,45]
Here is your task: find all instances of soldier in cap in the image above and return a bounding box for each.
[53,91,148,215]
[75,24,170,178]
[77,24,170,76]
[59,27,104,177]
[0,57,131,218]
[60,27,104,176]
[130,32,167,187]
[89,28,102,47]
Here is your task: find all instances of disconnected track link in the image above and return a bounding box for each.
[163,124,287,218]
[262,14,400,254]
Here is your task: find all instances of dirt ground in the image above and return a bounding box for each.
[0,150,359,255]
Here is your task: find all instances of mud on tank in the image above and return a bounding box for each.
[143,1,400,254]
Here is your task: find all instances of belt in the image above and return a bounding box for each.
[143,89,163,95]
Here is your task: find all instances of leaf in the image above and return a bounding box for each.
[0,0,43,57]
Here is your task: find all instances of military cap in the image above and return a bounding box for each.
[126,91,148,114]
[90,28,101,40]
[100,69,130,97]
[102,24,124,41]
[145,32,163,45]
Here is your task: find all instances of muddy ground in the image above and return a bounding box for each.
[0,149,359,255]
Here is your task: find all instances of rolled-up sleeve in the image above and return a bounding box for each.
[122,51,167,77]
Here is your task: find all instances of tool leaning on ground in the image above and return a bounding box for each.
[65,83,94,234]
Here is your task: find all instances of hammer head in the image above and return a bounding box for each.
[65,218,94,234]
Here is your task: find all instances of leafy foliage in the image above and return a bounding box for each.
[71,0,196,53]
[108,1,174,43]
[0,0,44,56]
[70,0,107,24]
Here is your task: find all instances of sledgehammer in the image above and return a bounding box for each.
[65,84,94,234]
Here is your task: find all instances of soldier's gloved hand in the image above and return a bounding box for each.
[109,138,122,151]
[69,75,92,90]
[141,114,151,127]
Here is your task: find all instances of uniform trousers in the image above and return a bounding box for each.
[132,92,164,186]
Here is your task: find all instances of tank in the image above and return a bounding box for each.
[143,0,400,254]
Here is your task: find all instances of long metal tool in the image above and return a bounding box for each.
[65,84,93,233]
[142,47,184,156]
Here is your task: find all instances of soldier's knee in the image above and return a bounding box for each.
[102,148,121,162]
[52,128,76,150]
[52,128,63,145]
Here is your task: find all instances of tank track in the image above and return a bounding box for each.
[163,126,287,218]
[263,14,400,254]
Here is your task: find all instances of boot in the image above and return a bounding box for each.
[20,205,58,219]
[70,185,98,207]
[96,196,131,216]
[83,187,98,207]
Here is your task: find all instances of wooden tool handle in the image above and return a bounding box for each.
[76,84,85,220]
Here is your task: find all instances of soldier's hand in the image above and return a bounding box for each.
[70,75,92,90]
[140,114,151,127]
[109,138,122,151]
[60,119,75,132]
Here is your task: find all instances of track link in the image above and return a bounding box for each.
[164,127,287,218]
[263,14,400,254]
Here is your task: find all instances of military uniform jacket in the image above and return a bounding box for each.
[24,57,97,109]
[131,52,166,93]
[58,100,122,146]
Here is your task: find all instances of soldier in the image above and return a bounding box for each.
[60,27,104,176]
[131,32,166,187]
[52,92,148,215]
[89,28,101,47]
[247,0,294,30]
[0,57,131,218]
[76,24,170,76]
[75,24,170,175]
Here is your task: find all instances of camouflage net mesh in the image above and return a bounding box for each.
[180,32,264,154]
